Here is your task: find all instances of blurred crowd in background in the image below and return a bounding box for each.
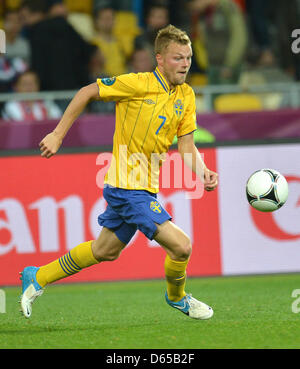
[0,0,299,125]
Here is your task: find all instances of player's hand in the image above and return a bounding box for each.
[204,168,218,192]
[39,131,62,158]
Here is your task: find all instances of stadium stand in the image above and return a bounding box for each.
[0,0,299,144]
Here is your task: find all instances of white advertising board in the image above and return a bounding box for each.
[217,143,300,275]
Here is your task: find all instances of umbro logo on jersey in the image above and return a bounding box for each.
[144,99,156,105]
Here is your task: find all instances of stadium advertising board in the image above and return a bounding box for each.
[217,143,300,275]
[0,149,221,285]
[1,143,300,286]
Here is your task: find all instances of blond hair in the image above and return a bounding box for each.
[154,24,191,55]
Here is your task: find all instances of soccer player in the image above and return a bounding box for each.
[20,25,218,319]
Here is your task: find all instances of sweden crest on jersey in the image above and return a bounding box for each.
[174,99,183,117]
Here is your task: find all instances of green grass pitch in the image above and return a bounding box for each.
[1,273,300,349]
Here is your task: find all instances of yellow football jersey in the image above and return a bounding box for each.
[97,67,197,193]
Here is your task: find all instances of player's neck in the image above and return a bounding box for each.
[156,67,175,91]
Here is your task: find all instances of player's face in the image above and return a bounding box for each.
[157,41,192,89]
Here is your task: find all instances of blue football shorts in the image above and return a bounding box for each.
[98,185,172,244]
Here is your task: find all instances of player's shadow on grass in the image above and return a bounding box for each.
[3,321,164,336]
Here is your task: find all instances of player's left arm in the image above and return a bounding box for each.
[177,132,218,191]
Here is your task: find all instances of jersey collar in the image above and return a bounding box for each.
[153,67,176,94]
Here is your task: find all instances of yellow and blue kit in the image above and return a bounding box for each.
[97,68,197,243]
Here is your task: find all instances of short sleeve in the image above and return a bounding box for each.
[177,88,197,138]
[97,73,142,102]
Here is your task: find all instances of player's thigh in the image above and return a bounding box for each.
[154,220,192,261]
[92,226,127,261]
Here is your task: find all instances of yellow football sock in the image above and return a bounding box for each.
[36,240,98,287]
[164,254,189,302]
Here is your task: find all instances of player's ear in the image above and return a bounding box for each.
[156,53,163,66]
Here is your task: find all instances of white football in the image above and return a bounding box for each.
[246,168,288,212]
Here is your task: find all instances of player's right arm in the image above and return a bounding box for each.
[39,82,99,158]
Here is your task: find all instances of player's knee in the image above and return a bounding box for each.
[103,250,121,262]
[175,240,192,261]
[94,250,121,262]
[92,242,122,262]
